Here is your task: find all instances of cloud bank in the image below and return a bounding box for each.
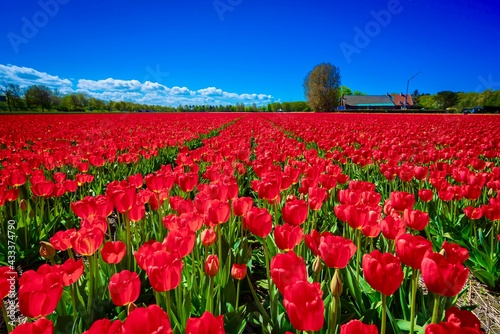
[0,64,274,106]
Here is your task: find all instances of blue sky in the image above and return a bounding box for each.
[1,0,499,106]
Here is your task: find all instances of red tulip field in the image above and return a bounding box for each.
[1,112,500,334]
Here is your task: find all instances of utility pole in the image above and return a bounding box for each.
[404,71,421,110]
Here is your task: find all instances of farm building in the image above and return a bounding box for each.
[340,93,413,110]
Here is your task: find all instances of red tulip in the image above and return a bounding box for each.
[304,229,321,256]
[146,250,183,292]
[390,191,415,212]
[57,258,84,286]
[123,304,173,334]
[362,250,403,296]
[445,306,482,331]
[1,266,17,299]
[270,251,308,295]
[101,241,127,264]
[207,200,230,225]
[31,180,55,198]
[283,281,324,331]
[404,209,430,231]
[129,203,145,222]
[274,224,303,251]
[50,228,76,251]
[243,207,273,238]
[109,187,137,213]
[395,234,433,270]
[340,320,378,334]
[9,170,27,187]
[109,270,141,306]
[185,311,225,334]
[201,228,217,247]
[441,241,469,263]
[421,253,469,297]
[204,255,220,277]
[128,173,143,188]
[164,228,195,258]
[178,172,198,192]
[84,318,124,334]
[232,196,254,217]
[231,263,247,280]
[11,317,54,334]
[282,199,308,226]
[71,227,104,256]
[380,214,406,240]
[19,266,63,318]
[463,206,483,220]
[318,235,356,269]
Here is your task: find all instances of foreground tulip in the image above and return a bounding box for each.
[274,223,303,251]
[363,250,403,334]
[123,304,173,334]
[363,250,403,296]
[84,318,124,334]
[57,258,84,286]
[71,227,104,256]
[11,317,54,334]
[318,234,356,269]
[243,207,273,238]
[282,199,308,226]
[19,267,63,318]
[231,263,247,280]
[421,253,468,298]
[146,251,183,292]
[109,270,141,307]
[340,319,378,334]
[232,196,254,216]
[283,281,324,331]
[204,255,220,277]
[270,251,307,295]
[186,311,225,334]
[395,234,433,270]
[404,209,430,231]
[421,252,469,324]
[101,241,127,264]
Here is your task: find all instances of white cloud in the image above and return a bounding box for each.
[0,64,73,93]
[0,64,275,106]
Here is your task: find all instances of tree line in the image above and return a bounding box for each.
[414,90,500,111]
[0,83,311,113]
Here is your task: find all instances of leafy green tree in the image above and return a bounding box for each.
[340,86,352,96]
[435,91,458,109]
[304,63,341,111]
[353,90,367,96]
[24,85,52,112]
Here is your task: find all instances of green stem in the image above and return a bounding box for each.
[70,284,77,321]
[246,275,273,327]
[207,277,214,313]
[409,269,419,334]
[381,294,387,334]
[87,254,95,322]
[165,290,172,319]
[2,300,13,332]
[262,238,276,323]
[125,213,132,270]
[431,294,441,324]
[235,280,241,310]
[330,295,339,334]
[356,229,361,281]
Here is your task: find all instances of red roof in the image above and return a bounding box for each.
[392,94,413,107]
